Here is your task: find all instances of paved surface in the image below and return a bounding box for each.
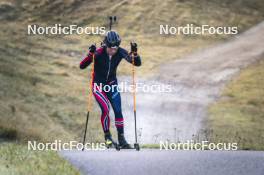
[60,150,264,175]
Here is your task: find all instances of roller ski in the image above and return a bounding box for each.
[105,132,120,151]
[118,133,132,149]
[117,133,140,150]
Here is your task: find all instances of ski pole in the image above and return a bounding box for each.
[82,53,95,151]
[132,52,140,151]
[109,16,117,30]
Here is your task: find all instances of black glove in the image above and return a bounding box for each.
[130,42,137,53]
[89,44,96,53]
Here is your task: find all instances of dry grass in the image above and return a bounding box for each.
[208,59,264,150]
[0,0,264,144]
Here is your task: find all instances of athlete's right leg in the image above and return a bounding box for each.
[92,84,110,133]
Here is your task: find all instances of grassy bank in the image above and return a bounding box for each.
[0,143,79,175]
[208,59,264,150]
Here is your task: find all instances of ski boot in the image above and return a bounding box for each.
[118,133,132,149]
[104,132,120,150]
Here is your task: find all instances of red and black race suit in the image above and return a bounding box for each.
[80,46,141,84]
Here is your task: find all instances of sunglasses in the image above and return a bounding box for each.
[107,47,119,53]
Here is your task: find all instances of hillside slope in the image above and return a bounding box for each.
[0,0,264,143]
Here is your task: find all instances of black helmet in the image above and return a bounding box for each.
[104,31,121,48]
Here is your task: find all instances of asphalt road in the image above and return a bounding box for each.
[60,149,264,175]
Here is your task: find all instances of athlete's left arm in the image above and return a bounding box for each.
[121,43,142,66]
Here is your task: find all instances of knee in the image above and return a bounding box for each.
[101,109,109,117]
[114,107,122,116]
[114,111,123,118]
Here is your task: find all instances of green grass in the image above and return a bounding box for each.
[208,59,264,150]
[0,143,80,175]
[141,144,161,149]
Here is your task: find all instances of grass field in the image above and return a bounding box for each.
[1,0,264,147]
[208,59,264,150]
[0,143,79,175]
